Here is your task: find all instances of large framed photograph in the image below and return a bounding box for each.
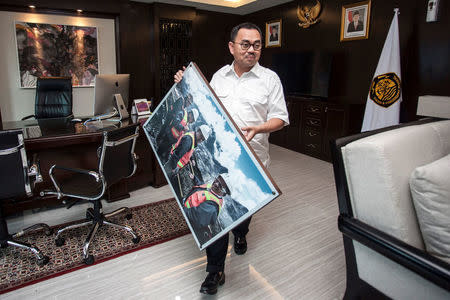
[143,62,281,250]
[265,19,282,48]
[15,22,99,88]
[340,0,371,42]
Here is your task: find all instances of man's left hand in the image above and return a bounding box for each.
[241,126,259,142]
[241,118,285,142]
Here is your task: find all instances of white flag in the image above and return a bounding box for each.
[362,9,402,132]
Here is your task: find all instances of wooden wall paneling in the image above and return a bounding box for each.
[246,0,450,128]
[416,0,450,114]
[153,3,196,104]
[118,1,154,108]
[2,0,449,160]
[192,10,243,81]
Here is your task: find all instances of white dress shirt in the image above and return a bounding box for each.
[210,62,289,167]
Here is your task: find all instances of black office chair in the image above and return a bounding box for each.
[0,129,51,266]
[41,124,141,264]
[22,76,73,120]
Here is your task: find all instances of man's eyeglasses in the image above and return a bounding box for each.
[231,41,262,51]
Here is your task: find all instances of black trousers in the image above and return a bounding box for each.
[205,217,252,273]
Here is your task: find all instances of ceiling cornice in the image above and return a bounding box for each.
[132,0,293,15]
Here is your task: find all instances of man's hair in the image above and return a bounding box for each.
[353,11,360,16]
[230,22,262,42]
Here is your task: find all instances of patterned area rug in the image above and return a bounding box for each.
[0,198,190,294]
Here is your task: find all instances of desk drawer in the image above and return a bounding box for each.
[305,104,322,115]
[302,128,322,153]
[304,117,322,128]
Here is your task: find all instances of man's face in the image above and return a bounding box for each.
[195,130,204,143]
[188,111,194,123]
[211,179,225,196]
[353,14,360,23]
[184,95,193,108]
[228,28,261,71]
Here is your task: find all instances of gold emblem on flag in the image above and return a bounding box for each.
[369,72,401,108]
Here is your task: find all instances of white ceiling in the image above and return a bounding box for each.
[132,0,293,15]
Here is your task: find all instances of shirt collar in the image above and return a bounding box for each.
[225,61,262,78]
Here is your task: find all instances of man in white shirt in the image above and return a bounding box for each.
[174,22,289,295]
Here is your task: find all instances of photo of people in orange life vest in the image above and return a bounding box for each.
[143,63,280,250]
[183,174,231,244]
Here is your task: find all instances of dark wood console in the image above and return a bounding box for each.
[270,96,360,161]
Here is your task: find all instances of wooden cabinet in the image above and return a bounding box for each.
[270,96,351,161]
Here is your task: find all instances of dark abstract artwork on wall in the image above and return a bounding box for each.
[15,22,99,88]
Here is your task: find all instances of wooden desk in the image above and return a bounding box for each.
[1,117,166,216]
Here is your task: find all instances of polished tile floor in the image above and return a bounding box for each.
[4,145,346,299]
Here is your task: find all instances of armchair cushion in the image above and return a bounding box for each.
[410,154,450,263]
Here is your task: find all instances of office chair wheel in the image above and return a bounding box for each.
[37,255,50,266]
[55,237,65,247]
[126,213,133,220]
[84,254,95,265]
[132,236,141,244]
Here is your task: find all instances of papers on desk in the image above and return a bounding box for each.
[84,120,118,132]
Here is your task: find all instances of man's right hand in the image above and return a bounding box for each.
[174,66,186,83]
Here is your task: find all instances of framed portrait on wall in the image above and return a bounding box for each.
[15,22,99,88]
[340,0,371,42]
[265,19,282,48]
[143,62,281,250]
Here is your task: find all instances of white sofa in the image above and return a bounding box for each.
[331,118,450,299]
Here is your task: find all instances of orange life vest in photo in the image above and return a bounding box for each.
[170,131,195,169]
[184,184,223,212]
[170,109,188,139]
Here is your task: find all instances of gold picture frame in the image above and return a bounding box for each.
[265,19,282,48]
[340,0,371,42]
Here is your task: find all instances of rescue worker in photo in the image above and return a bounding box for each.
[157,107,199,162]
[171,107,199,140]
[170,91,194,113]
[163,124,212,178]
[183,174,231,242]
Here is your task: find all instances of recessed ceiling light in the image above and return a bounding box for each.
[186,0,255,8]
[29,5,36,9]
[76,9,83,13]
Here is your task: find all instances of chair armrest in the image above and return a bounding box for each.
[50,165,100,179]
[28,153,43,184]
[0,143,23,156]
[338,214,450,291]
[41,165,102,199]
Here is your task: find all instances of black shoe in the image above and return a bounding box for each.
[234,236,247,255]
[200,272,225,295]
